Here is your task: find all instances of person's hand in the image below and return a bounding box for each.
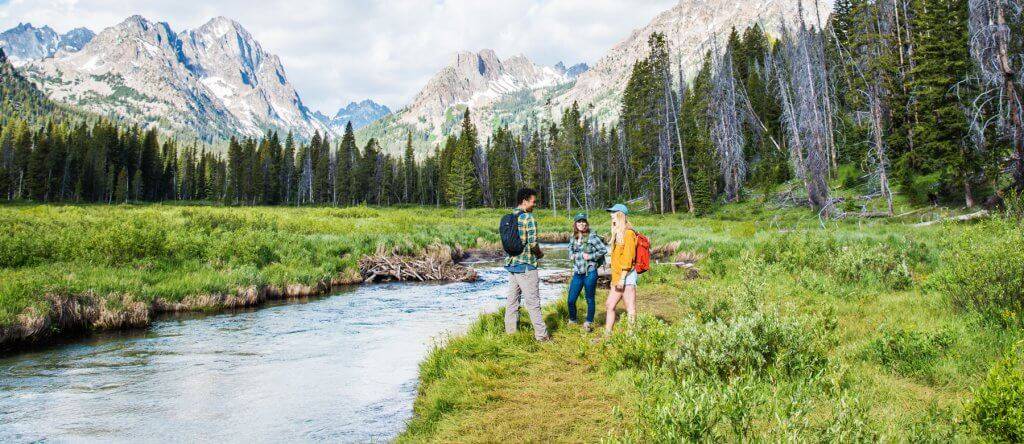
[532,244,545,259]
[583,253,590,261]
[614,284,625,292]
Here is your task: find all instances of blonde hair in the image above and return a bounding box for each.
[610,212,632,245]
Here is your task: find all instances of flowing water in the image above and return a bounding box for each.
[0,247,569,443]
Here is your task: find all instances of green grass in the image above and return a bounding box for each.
[3,200,1021,440]
[0,203,577,326]
[399,203,1024,442]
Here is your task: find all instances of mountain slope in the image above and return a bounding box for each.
[20,15,329,141]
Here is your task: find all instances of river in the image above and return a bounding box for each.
[0,247,569,442]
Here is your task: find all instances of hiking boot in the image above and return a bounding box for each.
[536,335,552,342]
[567,320,578,326]
[583,322,593,332]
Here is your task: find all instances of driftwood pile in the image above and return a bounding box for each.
[542,269,614,286]
[537,232,571,243]
[358,244,478,283]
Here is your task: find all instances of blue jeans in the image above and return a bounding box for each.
[567,269,598,323]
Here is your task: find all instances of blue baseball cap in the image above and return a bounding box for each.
[573,213,589,222]
[606,204,629,215]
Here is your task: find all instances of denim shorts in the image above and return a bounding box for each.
[624,270,638,287]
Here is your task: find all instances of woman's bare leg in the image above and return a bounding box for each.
[623,285,637,327]
[604,287,623,334]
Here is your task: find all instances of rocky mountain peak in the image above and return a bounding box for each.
[200,16,246,38]
[59,28,96,52]
[555,61,590,78]
[0,23,60,65]
[325,99,391,131]
[374,49,571,153]
[22,14,330,141]
[0,23,94,64]
[451,49,503,79]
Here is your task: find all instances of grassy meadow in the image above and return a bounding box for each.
[399,202,1024,442]
[1,199,1022,440]
[0,204,573,329]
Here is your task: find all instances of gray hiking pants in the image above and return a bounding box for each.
[505,270,548,340]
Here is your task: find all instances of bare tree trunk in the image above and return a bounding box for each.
[710,43,748,202]
[657,156,665,213]
[995,0,1024,189]
[771,14,837,217]
[667,61,695,212]
[545,144,557,216]
[969,0,1024,189]
[869,86,895,216]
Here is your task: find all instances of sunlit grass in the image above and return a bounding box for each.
[398,205,1024,442]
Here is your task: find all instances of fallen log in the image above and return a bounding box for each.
[914,210,990,227]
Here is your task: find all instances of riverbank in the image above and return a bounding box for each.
[0,205,574,352]
[400,209,1024,441]
[0,266,570,442]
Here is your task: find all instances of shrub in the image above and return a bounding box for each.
[633,373,761,442]
[89,219,168,265]
[1003,188,1024,221]
[865,327,954,381]
[210,231,282,268]
[968,349,1024,442]
[601,314,675,373]
[667,308,833,381]
[817,395,879,442]
[929,222,1024,326]
[754,233,924,289]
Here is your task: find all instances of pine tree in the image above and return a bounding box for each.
[446,110,480,209]
[403,132,417,203]
[337,123,355,204]
[906,0,974,203]
[139,129,161,201]
[683,54,719,214]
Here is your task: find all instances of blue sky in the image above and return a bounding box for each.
[0,0,677,113]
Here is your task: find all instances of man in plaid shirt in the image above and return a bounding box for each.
[504,188,549,341]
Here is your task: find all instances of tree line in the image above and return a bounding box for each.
[3,0,1024,214]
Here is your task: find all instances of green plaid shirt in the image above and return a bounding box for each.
[505,210,538,268]
[569,232,608,274]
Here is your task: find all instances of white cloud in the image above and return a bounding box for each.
[0,0,678,113]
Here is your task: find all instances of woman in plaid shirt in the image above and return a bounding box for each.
[566,213,608,332]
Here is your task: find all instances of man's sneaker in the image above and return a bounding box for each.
[583,322,593,332]
[567,320,578,326]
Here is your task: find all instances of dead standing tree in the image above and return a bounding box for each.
[667,60,696,213]
[770,19,840,218]
[968,0,1024,191]
[830,16,896,215]
[710,43,749,203]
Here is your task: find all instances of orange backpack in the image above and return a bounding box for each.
[633,230,651,274]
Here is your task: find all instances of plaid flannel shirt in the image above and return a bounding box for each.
[505,210,538,269]
[569,232,608,275]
